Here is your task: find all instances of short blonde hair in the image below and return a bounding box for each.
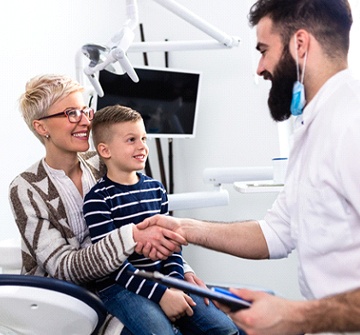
[19,74,83,144]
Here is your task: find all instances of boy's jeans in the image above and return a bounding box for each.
[100,284,243,335]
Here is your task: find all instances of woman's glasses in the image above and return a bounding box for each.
[38,108,94,123]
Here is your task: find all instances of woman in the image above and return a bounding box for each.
[8,74,200,335]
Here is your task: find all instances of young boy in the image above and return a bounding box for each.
[83,104,239,335]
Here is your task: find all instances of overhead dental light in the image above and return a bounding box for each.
[78,0,241,97]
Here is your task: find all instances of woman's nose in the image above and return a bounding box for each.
[79,112,92,126]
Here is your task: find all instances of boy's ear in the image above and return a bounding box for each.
[97,143,111,159]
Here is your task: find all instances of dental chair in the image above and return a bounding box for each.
[0,239,107,335]
[0,274,107,335]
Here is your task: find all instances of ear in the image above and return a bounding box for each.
[32,120,49,138]
[292,29,310,60]
[97,143,111,159]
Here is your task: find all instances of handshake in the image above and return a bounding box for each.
[132,214,188,260]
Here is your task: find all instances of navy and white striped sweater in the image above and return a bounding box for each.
[83,172,184,303]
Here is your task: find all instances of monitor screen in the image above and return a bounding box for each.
[95,66,201,138]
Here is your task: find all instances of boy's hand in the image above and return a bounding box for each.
[184,272,210,306]
[159,288,196,322]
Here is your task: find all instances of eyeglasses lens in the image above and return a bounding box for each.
[67,108,94,123]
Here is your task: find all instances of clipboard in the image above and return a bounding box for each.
[130,270,251,311]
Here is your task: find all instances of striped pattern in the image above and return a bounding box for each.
[83,173,184,303]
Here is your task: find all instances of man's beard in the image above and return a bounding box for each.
[266,48,298,122]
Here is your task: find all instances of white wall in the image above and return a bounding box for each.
[1,0,128,239]
[0,0,301,299]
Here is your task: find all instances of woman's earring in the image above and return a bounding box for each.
[45,134,50,139]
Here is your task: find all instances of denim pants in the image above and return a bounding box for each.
[99,284,243,335]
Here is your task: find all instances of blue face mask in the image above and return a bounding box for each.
[290,35,308,116]
[290,81,306,116]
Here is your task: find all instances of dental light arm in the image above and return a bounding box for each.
[79,0,240,97]
[107,0,138,48]
[82,0,139,97]
[128,0,241,53]
[150,0,239,48]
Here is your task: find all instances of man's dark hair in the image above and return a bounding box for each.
[248,0,353,59]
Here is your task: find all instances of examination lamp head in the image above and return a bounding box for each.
[81,44,117,73]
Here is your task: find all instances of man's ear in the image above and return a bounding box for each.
[32,120,49,138]
[97,143,111,159]
[293,29,310,59]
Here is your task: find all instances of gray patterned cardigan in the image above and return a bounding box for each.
[8,151,134,334]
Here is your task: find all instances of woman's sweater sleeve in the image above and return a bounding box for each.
[9,173,136,284]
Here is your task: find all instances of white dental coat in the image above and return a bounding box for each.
[259,69,360,334]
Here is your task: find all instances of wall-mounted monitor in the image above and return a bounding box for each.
[95,66,201,138]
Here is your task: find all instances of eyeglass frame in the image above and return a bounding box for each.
[38,107,94,123]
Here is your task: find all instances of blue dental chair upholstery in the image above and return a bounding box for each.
[0,274,107,335]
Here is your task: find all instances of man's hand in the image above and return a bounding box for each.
[133,224,187,260]
[135,215,187,259]
[159,288,196,322]
[137,214,185,238]
[217,288,306,335]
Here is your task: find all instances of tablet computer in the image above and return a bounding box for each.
[130,270,251,311]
